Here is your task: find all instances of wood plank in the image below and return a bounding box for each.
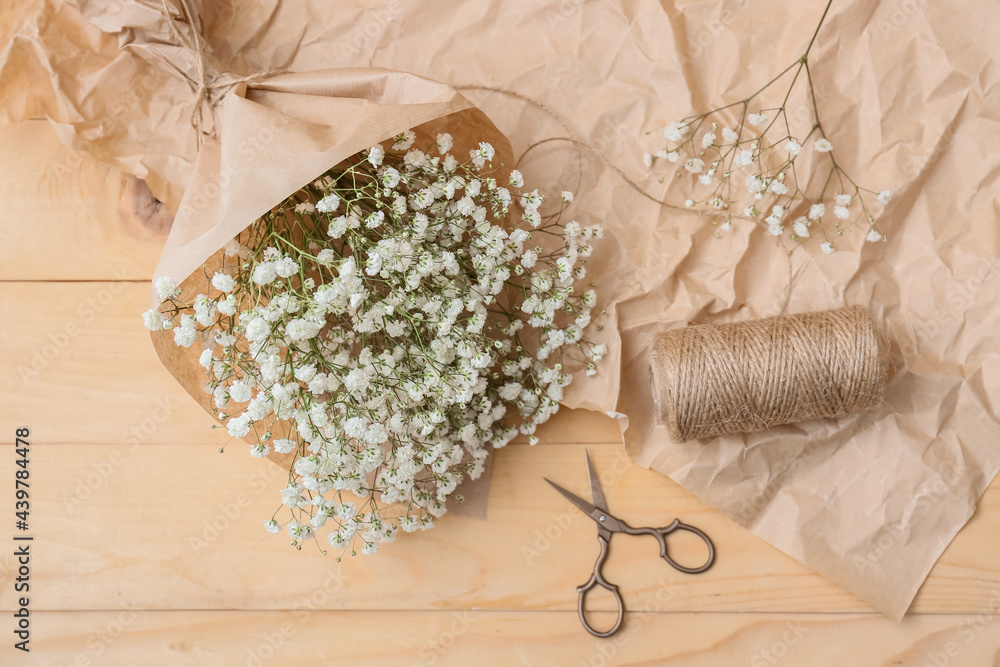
[0,121,167,282]
[0,281,623,446]
[1,442,997,615]
[9,610,1000,666]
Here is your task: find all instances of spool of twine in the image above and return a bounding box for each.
[649,306,890,442]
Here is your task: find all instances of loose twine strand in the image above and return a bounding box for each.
[159,0,277,141]
[649,306,889,442]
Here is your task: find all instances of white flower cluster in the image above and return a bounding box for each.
[647,115,891,252]
[145,131,604,556]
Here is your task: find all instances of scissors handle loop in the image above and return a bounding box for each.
[621,519,715,574]
[577,534,625,638]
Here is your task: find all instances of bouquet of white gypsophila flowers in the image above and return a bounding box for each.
[144,129,605,556]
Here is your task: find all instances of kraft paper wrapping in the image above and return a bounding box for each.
[5,0,1000,620]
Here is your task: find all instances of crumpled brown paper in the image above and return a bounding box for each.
[5,0,1000,620]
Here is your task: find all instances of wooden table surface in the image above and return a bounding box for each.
[1,120,999,666]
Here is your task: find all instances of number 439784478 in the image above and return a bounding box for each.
[15,427,30,529]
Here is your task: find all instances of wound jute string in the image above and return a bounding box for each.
[649,306,890,442]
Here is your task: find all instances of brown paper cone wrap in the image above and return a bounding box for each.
[148,99,514,519]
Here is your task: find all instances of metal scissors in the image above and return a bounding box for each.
[545,450,716,637]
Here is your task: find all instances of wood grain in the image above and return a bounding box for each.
[0,121,166,281]
[22,610,1000,667]
[0,441,997,617]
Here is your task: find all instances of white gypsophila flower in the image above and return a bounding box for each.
[814,137,833,152]
[877,190,892,205]
[733,149,753,168]
[317,194,340,213]
[561,191,574,203]
[275,257,298,279]
[683,158,704,174]
[834,205,850,220]
[867,229,883,242]
[642,152,653,167]
[793,217,810,238]
[227,414,251,438]
[212,272,236,293]
[470,142,494,169]
[663,121,689,142]
[748,112,768,126]
[722,127,739,143]
[273,439,296,454]
[245,317,269,342]
[835,193,852,206]
[701,132,716,149]
[392,130,416,151]
[809,203,825,220]
[173,317,197,347]
[785,139,801,155]
[435,133,453,153]
[217,295,237,317]
[285,318,322,341]
[368,145,385,168]
[294,201,315,214]
[821,241,835,254]
[155,276,181,301]
[142,309,169,331]
[229,381,252,403]
[252,262,278,285]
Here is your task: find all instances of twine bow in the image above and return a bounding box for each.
[159,0,276,142]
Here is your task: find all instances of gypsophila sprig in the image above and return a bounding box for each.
[644,0,890,252]
[145,132,604,556]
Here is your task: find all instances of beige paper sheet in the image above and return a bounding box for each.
[4,0,999,620]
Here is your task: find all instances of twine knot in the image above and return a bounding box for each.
[160,0,277,141]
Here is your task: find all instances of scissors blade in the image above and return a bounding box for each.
[545,478,620,535]
[544,478,600,517]
[585,449,609,513]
